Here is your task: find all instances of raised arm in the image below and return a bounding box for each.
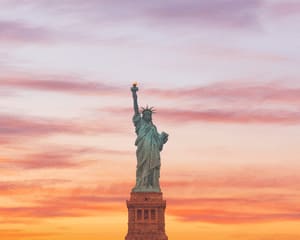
[131,83,139,115]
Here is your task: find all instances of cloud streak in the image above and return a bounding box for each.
[1,146,131,170]
[0,77,121,95]
[2,76,300,108]
[99,81,300,125]
[162,173,300,190]
[0,113,122,141]
[148,0,262,29]
[0,229,56,239]
[8,153,93,170]
[0,20,55,44]
[0,179,69,196]
[4,0,262,30]
[1,180,299,225]
[269,1,300,17]
[3,78,299,106]
[104,107,300,125]
[0,143,133,171]
[0,183,127,222]
[169,208,300,224]
[0,173,299,225]
[146,82,300,105]
[158,108,300,125]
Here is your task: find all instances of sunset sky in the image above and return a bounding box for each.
[1,0,300,239]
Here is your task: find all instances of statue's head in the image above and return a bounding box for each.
[141,106,155,123]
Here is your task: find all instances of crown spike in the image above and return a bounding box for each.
[141,105,156,114]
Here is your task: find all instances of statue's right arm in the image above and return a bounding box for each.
[131,88,139,115]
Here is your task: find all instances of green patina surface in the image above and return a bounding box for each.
[131,84,168,193]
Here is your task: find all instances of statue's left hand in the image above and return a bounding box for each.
[161,132,169,144]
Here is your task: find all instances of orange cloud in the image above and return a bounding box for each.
[0,229,55,239]
[0,181,128,226]
[0,179,70,196]
[161,167,300,224]
[168,208,300,224]
[1,172,299,224]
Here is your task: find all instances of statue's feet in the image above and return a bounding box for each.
[132,185,161,193]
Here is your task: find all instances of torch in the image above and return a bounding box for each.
[131,82,139,93]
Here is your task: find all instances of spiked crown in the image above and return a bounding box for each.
[141,105,156,114]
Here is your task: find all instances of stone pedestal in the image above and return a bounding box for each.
[125,192,168,240]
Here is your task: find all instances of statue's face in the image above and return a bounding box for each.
[142,111,152,122]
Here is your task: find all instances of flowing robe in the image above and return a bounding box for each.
[133,113,163,191]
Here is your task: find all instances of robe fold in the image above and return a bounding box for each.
[133,113,163,189]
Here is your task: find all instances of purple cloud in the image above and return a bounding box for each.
[0,20,54,44]
[148,0,262,29]
[0,0,263,30]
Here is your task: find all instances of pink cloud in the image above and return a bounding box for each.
[146,82,300,105]
[149,0,262,29]
[3,77,300,107]
[162,169,300,190]
[0,77,121,95]
[0,113,123,140]
[0,18,131,46]
[0,146,131,170]
[0,20,54,44]
[0,114,79,136]
[270,1,300,17]
[184,44,291,62]
[99,81,300,125]
[158,108,300,125]
[0,137,14,145]
[103,107,300,125]
[0,89,15,97]
[8,155,93,170]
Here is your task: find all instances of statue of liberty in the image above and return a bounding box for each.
[131,83,169,192]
